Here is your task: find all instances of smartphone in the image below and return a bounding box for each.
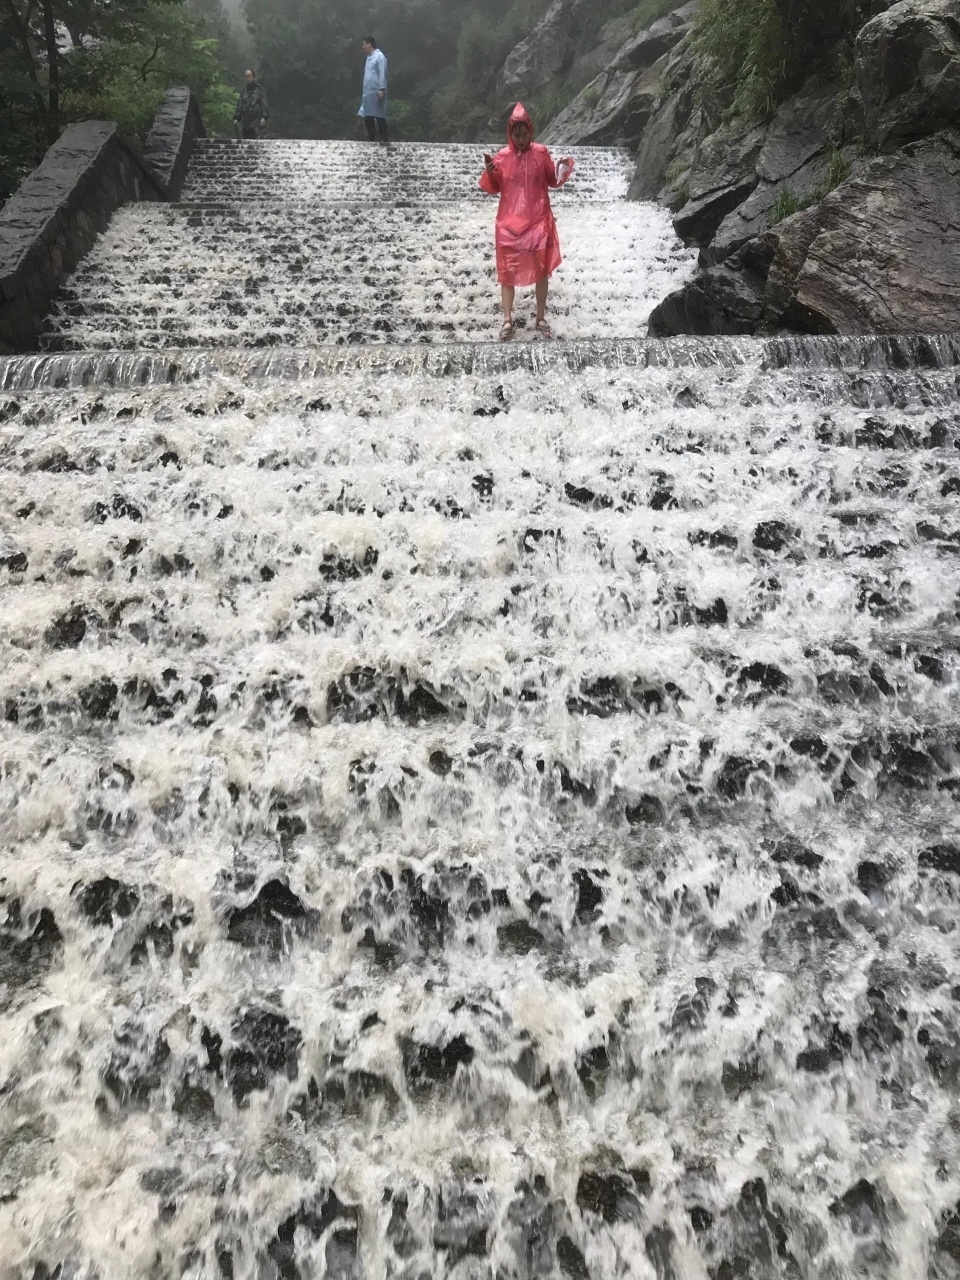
[484,153,494,167]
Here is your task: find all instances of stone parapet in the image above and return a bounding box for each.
[144,87,206,198]
[0,88,204,354]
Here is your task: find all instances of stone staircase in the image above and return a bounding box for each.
[41,139,693,351]
[1,137,960,1280]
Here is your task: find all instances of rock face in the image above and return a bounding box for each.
[637,0,960,335]
[769,132,960,333]
[856,0,960,150]
[494,0,584,112]
[542,4,699,147]
[650,131,960,335]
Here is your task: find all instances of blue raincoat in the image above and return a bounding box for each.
[359,48,388,119]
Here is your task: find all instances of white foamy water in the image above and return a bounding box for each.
[1,140,960,1280]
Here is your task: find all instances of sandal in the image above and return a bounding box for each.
[500,320,515,342]
[535,318,553,339]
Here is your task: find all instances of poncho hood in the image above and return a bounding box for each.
[507,102,534,150]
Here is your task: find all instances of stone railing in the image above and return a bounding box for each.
[144,86,207,199]
[0,89,204,355]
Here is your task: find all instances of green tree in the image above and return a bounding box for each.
[1,0,235,202]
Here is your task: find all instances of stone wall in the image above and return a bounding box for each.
[0,89,204,355]
[144,86,207,198]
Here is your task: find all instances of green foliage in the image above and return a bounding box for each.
[0,0,236,202]
[816,146,851,197]
[694,0,787,118]
[770,187,802,223]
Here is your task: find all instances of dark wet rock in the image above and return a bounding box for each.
[857,0,960,152]
[225,1009,302,1103]
[318,547,378,582]
[268,1192,360,1280]
[856,860,895,893]
[857,987,904,1058]
[92,493,143,523]
[690,1206,714,1233]
[172,1079,216,1120]
[44,605,92,649]
[557,1234,590,1280]
[498,919,545,955]
[882,738,940,789]
[937,1203,960,1262]
[797,1022,852,1072]
[433,1180,491,1265]
[626,794,666,824]
[671,977,716,1032]
[226,879,309,951]
[767,132,960,335]
[727,1178,791,1271]
[574,869,604,923]
[100,1025,171,1109]
[0,551,28,573]
[753,521,796,553]
[770,872,814,908]
[129,894,194,964]
[648,252,768,337]
[672,123,765,248]
[78,677,119,720]
[75,877,140,927]
[738,663,790,696]
[645,1226,677,1280]
[919,843,960,875]
[917,1016,960,1084]
[428,749,453,776]
[0,901,64,990]
[576,1169,642,1224]
[716,755,766,799]
[402,1034,474,1095]
[577,1040,613,1100]
[829,1179,885,1235]
[721,1054,763,1098]
[400,869,449,948]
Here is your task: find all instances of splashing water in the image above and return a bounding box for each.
[1,140,960,1280]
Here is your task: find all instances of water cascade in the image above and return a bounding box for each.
[1,139,959,1280]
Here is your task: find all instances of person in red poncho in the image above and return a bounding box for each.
[479,103,574,341]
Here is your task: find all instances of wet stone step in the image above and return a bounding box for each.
[41,202,693,351]
[179,138,635,205]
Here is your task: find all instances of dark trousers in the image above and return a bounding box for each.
[240,123,262,139]
[363,116,388,143]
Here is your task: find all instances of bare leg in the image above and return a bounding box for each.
[500,284,515,323]
[535,277,548,322]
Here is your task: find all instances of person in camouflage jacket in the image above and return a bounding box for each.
[234,69,269,139]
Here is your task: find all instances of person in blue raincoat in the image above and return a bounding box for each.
[359,37,389,144]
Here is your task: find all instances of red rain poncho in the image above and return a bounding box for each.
[479,102,574,287]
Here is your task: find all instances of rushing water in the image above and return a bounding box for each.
[1,140,960,1280]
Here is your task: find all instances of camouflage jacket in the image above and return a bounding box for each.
[235,82,269,127]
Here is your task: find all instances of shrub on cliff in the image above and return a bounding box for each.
[694,0,787,117]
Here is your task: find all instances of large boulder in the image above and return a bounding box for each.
[648,239,773,335]
[650,131,960,335]
[707,79,848,262]
[767,131,960,332]
[671,121,767,247]
[856,0,960,150]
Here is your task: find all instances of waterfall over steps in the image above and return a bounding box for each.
[1,138,960,1280]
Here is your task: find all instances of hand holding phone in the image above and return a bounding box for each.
[484,152,494,171]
